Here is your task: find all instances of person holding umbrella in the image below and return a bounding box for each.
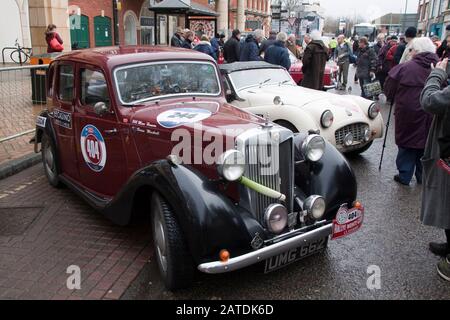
[384,37,438,186]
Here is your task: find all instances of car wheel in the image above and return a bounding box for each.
[41,133,62,188]
[345,141,374,157]
[151,192,194,290]
[274,120,299,133]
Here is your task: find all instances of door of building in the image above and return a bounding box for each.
[94,16,113,47]
[70,15,90,49]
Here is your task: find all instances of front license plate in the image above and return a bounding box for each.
[264,237,328,274]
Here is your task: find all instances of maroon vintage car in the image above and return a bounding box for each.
[33,46,362,290]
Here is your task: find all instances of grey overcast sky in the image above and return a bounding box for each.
[319,0,420,20]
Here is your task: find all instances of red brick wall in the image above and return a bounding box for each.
[69,0,149,47]
[69,0,114,48]
[119,0,146,45]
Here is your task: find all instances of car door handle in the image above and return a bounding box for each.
[104,128,118,135]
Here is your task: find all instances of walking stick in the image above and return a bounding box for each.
[379,99,394,171]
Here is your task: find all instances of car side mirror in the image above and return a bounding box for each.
[94,102,109,116]
[225,89,236,102]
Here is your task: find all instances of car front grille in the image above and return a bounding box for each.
[237,128,294,226]
[335,122,369,146]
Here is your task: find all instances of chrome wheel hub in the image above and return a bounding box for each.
[44,141,55,177]
[153,211,167,273]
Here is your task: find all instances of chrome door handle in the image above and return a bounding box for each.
[104,128,118,135]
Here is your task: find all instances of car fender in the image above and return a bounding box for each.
[34,110,58,149]
[104,160,264,264]
[295,140,357,220]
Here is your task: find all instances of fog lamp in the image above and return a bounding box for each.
[343,133,354,147]
[265,204,288,234]
[304,196,326,220]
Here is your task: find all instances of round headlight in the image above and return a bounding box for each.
[217,150,245,182]
[301,134,326,162]
[265,204,288,234]
[343,133,354,147]
[320,110,334,128]
[304,196,326,220]
[368,103,380,119]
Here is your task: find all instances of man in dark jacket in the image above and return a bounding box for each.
[436,25,450,59]
[223,29,241,63]
[301,30,328,90]
[356,37,378,98]
[384,37,438,186]
[376,35,398,89]
[240,30,263,62]
[171,27,185,47]
[260,31,277,55]
[193,35,217,60]
[264,32,291,70]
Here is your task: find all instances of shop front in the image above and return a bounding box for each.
[150,0,218,45]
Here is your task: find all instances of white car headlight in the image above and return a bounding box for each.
[217,150,245,182]
[301,134,326,162]
[368,103,380,119]
[320,110,334,128]
[265,204,288,234]
[304,196,326,220]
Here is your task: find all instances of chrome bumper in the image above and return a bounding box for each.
[197,224,333,274]
[323,81,337,91]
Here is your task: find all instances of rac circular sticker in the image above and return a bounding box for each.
[80,125,107,172]
[157,108,212,129]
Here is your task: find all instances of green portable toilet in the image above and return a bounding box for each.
[94,16,113,47]
[70,15,90,49]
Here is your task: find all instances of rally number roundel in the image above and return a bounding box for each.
[80,125,107,172]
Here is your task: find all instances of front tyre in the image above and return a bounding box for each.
[41,133,62,188]
[151,192,194,290]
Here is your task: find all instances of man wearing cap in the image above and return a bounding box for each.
[396,27,417,64]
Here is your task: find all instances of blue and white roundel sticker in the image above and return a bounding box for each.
[157,108,212,129]
[80,125,107,172]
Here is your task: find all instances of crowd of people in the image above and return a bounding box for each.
[170,27,306,79]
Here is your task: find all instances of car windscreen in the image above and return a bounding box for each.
[114,61,221,104]
[228,68,295,91]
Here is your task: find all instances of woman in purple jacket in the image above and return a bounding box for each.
[384,37,439,186]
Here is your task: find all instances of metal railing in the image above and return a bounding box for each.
[0,64,49,162]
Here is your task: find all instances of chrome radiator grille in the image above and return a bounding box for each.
[237,128,294,226]
[335,122,369,145]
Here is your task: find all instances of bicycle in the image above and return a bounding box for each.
[9,39,32,64]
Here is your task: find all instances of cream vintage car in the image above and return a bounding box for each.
[219,62,384,154]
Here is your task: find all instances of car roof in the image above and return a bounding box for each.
[219,61,283,74]
[54,45,215,69]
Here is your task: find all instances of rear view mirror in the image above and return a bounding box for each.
[94,102,109,116]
